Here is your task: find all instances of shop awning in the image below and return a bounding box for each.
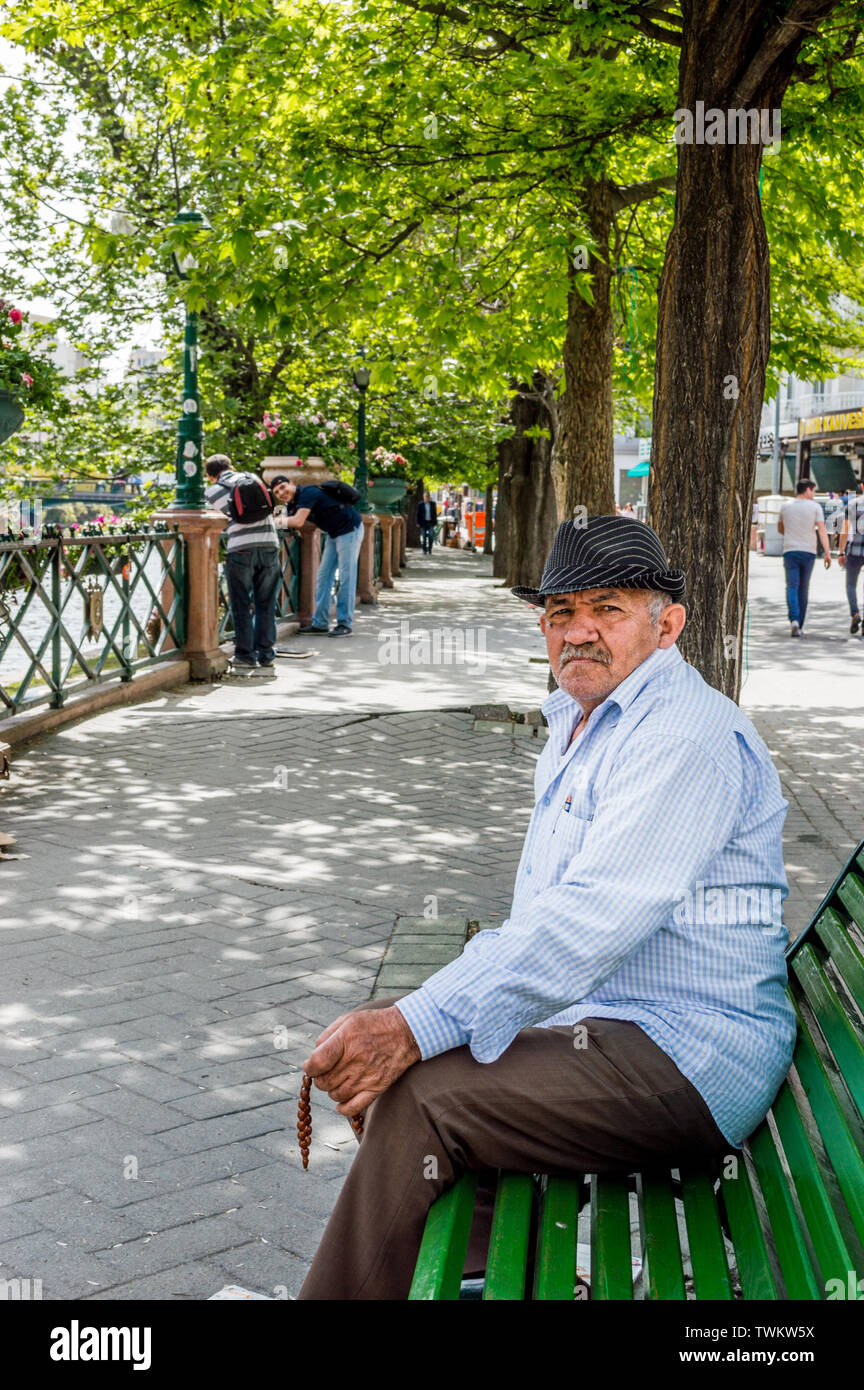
[627,460,649,477]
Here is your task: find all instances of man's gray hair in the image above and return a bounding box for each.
[645,589,674,624]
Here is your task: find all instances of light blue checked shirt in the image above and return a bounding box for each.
[397,644,797,1148]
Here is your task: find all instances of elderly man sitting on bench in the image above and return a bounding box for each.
[298,515,797,1301]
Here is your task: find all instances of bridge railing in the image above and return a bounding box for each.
[0,527,185,716]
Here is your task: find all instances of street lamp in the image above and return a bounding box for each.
[167,208,210,510]
[351,363,372,513]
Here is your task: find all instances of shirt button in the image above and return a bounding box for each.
[526,865,532,875]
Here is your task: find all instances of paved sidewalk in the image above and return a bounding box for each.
[0,546,861,1300]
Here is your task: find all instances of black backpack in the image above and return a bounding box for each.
[319,479,360,507]
[225,473,274,525]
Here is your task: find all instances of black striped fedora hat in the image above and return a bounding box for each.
[512,515,686,606]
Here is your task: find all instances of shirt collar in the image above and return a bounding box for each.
[541,643,682,727]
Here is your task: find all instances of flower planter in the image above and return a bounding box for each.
[0,391,25,447]
[261,455,334,489]
[368,475,409,512]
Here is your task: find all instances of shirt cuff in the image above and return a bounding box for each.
[396,989,470,1060]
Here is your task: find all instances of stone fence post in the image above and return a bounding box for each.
[153,508,229,679]
[296,521,320,625]
[357,513,379,604]
[376,514,396,589]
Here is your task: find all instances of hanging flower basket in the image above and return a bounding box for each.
[0,301,61,448]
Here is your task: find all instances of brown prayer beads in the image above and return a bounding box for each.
[298,1072,364,1169]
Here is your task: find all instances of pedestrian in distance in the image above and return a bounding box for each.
[778,479,831,637]
[271,475,363,637]
[838,491,864,636]
[205,454,281,675]
[416,491,438,554]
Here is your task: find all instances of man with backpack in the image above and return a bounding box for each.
[270,474,363,637]
[205,455,281,675]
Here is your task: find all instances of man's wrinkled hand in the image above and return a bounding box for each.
[302,1006,421,1118]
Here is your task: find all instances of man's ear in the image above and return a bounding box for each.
[657,603,686,648]
[539,612,548,634]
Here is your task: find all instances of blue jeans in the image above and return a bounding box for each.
[420,523,435,554]
[313,524,364,629]
[845,555,863,616]
[225,545,281,663]
[783,551,816,627]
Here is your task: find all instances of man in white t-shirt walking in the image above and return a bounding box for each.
[778,479,831,636]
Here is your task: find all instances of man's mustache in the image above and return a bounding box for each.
[560,642,612,667]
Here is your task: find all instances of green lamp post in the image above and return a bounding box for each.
[167,208,210,510]
[351,364,372,513]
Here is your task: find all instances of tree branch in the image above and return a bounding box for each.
[624,2,683,46]
[731,0,842,106]
[610,174,676,210]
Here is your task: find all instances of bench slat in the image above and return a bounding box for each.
[747,1124,821,1299]
[534,1178,580,1300]
[791,1002,864,1251]
[483,1174,534,1301]
[720,1160,780,1298]
[791,946,864,1121]
[408,1172,478,1300]
[771,1084,862,1288]
[591,1175,633,1300]
[837,871,864,938]
[679,1171,733,1300]
[815,906,864,1015]
[639,1174,686,1300]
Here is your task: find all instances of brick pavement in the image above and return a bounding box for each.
[0,547,861,1299]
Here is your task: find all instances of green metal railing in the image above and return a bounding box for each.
[0,528,186,716]
[218,531,302,642]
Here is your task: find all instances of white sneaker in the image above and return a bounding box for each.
[790,622,801,637]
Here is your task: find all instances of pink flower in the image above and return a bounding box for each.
[8,308,22,324]
[296,458,304,466]
[20,372,33,387]
[257,430,267,440]
[263,412,271,423]
[267,425,277,436]
[318,431,327,442]
[349,441,355,450]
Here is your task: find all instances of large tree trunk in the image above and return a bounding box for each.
[493,373,560,589]
[406,478,423,547]
[651,0,839,699]
[483,480,494,555]
[556,176,617,519]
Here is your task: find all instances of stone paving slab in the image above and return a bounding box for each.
[0,547,861,1300]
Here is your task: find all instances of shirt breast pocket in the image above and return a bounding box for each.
[550,791,594,865]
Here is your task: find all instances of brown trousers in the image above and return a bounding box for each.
[298,1009,728,1301]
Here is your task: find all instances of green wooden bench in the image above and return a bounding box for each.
[409,840,864,1300]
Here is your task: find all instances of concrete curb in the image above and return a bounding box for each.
[0,658,191,749]
[371,915,502,997]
